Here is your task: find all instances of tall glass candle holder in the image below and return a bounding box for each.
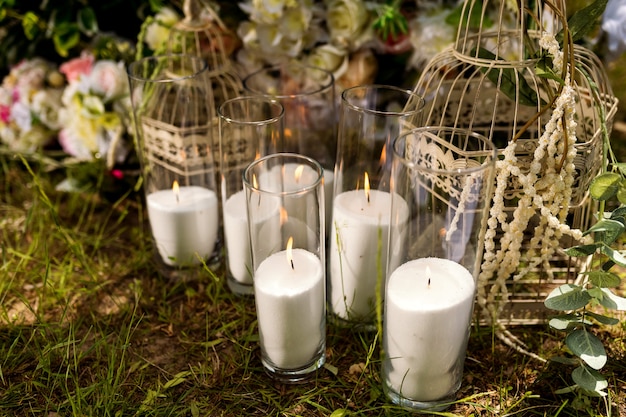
[243,63,336,229]
[383,126,496,411]
[329,84,423,327]
[127,54,222,280]
[218,96,284,295]
[243,153,326,382]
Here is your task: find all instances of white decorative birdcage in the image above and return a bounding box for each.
[408,0,618,329]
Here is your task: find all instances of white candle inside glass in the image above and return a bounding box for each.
[254,238,325,369]
[329,173,408,321]
[384,257,475,402]
[223,189,280,284]
[147,181,218,266]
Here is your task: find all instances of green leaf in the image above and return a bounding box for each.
[586,311,619,326]
[565,329,607,370]
[561,0,608,43]
[583,218,625,244]
[52,22,80,58]
[545,284,591,311]
[571,366,608,396]
[590,172,621,201]
[610,205,626,220]
[618,180,626,205]
[585,270,622,288]
[599,288,626,310]
[22,12,41,40]
[535,57,565,84]
[162,371,192,390]
[548,314,589,331]
[600,245,626,267]
[472,47,541,107]
[587,286,605,301]
[615,163,626,176]
[564,243,601,257]
[77,7,98,36]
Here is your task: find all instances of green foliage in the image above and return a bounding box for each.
[0,0,154,70]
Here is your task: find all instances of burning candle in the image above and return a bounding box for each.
[383,257,475,402]
[146,181,218,266]
[222,188,280,286]
[254,237,325,369]
[329,172,408,322]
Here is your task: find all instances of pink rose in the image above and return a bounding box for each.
[60,52,95,83]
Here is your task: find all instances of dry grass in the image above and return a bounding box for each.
[1,153,625,416]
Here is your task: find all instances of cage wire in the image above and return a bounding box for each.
[405,0,618,356]
[143,0,243,183]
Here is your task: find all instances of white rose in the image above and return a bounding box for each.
[88,60,128,101]
[145,7,180,51]
[58,114,99,160]
[11,102,32,132]
[31,89,63,130]
[602,0,626,58]
[306,44,348,78]
[326,0,370,47]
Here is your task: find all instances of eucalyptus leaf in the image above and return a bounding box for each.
[571,366,608,396]
[600,245,626,267]
[590,172,621,201]
[615,163,626,176]
[587,286,605,301]
[583,218,625,244]
[599,288,626,310]
[610,205,626,220]
[548,314,589,331]
[472,47,540,107]
[545,284,591,311]
[565,329,607,370]
[618,180,626,205]
[586,311,619,326]
[585,270,622,288]
[564,243,601,257]
[53,22,80,57]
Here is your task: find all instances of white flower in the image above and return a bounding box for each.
[602,0,626,58]
[31,89,63,130]
[326,0,370,47]
[88,60,128,101]
[306,43,348,77]
[407,9,455,71]
[145,7,180,51]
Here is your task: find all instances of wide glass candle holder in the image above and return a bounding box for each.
[218,96,284,295]
[329,84,423,327]
[127,54,221,280]
[243,153,326,382]
[383,126,496,411]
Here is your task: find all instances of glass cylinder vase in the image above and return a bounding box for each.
[383,126,496,411]
[218,96,284,295]
[243,63,336,229]
[243,153,326,382]
[329,84,424,328]
[127,54,221,280]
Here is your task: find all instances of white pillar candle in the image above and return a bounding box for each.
[384,257,475,402]
[329,187,408,321]
[146,184,218,267]
[223,189,280,285]
[254,246,325,369]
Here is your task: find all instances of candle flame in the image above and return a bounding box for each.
[294,164,304,183]
[379,145,387,167]
[286,236,294,270]
[364,172,370,203]
[253,174,258,189]
[279,206,288,225]
[173,180,180,203]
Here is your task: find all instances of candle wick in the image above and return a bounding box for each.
[176,193,179,204]
[290,259,294,270]
[428,278,431,287]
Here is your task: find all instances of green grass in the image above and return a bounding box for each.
[1,154,624,416]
